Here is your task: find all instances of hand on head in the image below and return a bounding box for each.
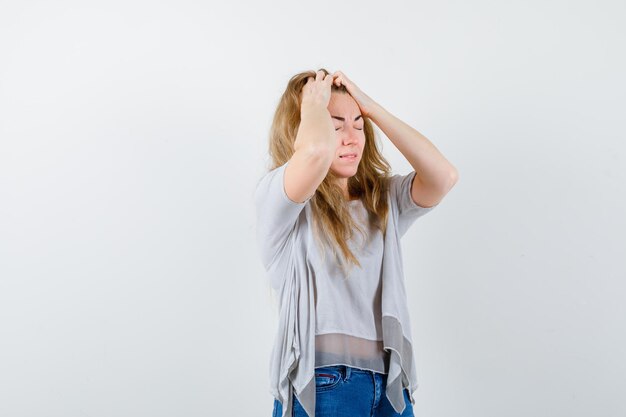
[301,70,336,110]
[331,70,376,118]
[331,71,349,88]
[300,69,376,118]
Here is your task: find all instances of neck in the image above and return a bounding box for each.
[338,178,352,200]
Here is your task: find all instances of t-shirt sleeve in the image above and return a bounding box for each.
[254,161,312,270]
[389,170,438,237]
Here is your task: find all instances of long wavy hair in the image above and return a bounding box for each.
[266,68,393,276]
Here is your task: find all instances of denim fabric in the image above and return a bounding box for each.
[271,365,414,417]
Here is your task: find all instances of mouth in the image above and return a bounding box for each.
[339,153,357,159]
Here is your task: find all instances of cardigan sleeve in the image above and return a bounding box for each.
[389,170,438,237]
[255,160,312,271]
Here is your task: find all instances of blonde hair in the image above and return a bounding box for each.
[266,68,393,276]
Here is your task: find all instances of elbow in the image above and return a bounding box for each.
[450,168,459,184]
[446,169,459,190]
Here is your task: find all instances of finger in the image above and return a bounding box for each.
[315,70,324,81]
[335,71,350,85]
[302,77,313,93]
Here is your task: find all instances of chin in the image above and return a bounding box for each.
[335,169,358,178]
[330,162,361,178]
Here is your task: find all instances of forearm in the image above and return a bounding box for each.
[294,104,335,159]
[369,103,458,189]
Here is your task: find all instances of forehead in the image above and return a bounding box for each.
[328,93,360,116]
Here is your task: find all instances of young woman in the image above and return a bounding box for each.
[255,69,458,417]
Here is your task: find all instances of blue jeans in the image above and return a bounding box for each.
[272,365,415,417]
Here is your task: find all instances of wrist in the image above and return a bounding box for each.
[300,101,329,117]
[365,102,386,122]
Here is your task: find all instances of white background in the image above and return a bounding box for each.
[1,1,624,416]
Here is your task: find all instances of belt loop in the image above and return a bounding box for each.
[343,365,351,381]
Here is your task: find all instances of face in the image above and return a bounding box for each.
[327,92,366,180]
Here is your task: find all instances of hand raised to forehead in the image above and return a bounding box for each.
[331,71,378,118]
[301,70,336,110]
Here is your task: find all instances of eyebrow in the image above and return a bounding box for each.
[331,115,363,122]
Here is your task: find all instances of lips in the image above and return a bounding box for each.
[340,153,357,158]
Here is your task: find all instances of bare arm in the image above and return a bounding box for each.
[284,71,336,203]
[369,104,458,208]
[331,71,458,208]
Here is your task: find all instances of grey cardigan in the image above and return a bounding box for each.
[255,160,437,417]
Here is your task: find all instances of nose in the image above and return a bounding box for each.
[341,129,358,145]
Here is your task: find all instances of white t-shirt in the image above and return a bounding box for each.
[313,198,389,374]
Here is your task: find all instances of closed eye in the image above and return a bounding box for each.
[335,127,364,131]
